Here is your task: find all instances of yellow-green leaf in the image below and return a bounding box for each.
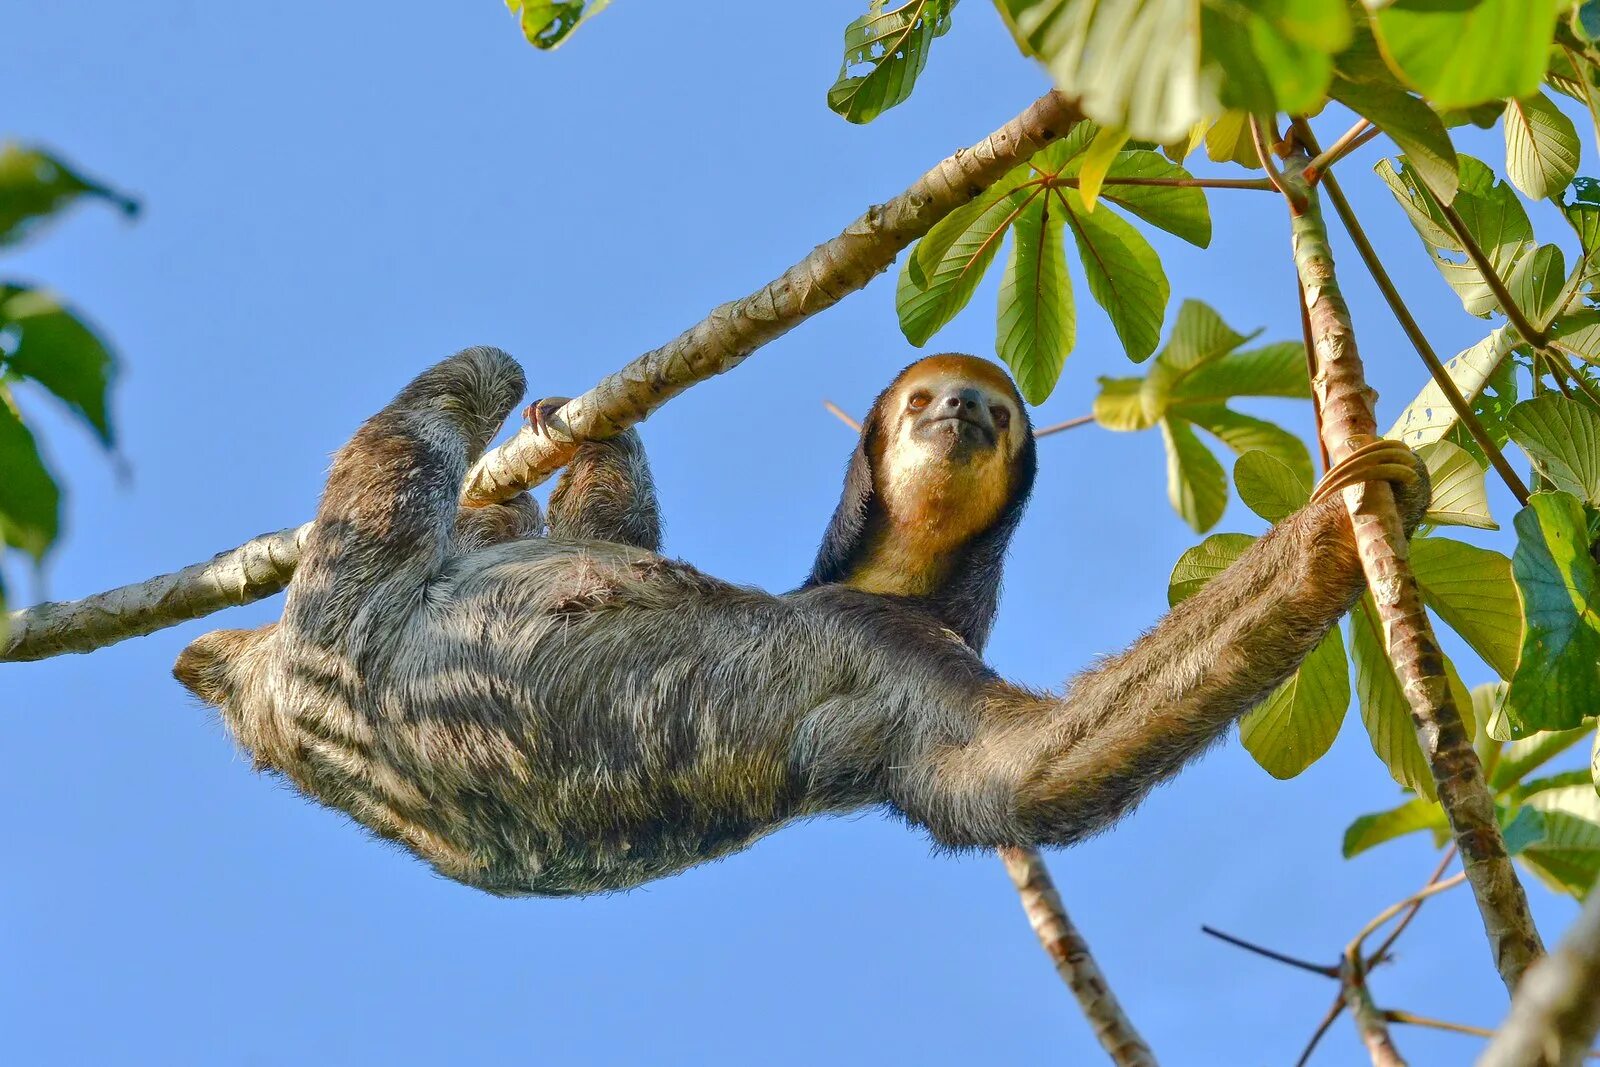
[1416,439,1495,530]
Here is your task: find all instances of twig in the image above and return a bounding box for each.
[1,92,1083,662]
[1001,849,1158,1066]
[1303,118,1373,183]
[1297,996,1349,1067]
[1199,925,1338,978]
[822,400,861,433]
[1288,120,1530,506]
[1348,873,1469,967]
[1364,847,1458,970]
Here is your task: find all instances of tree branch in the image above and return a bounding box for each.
[1479,887,1600,1067]
[2,91,1082,663]
[999,848,1158,1066]
[1278,151,1544,993]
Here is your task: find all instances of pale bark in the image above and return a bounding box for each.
[1342,958,1409,1067]
[1281,154,1544,991]
[999,848,1157,1066]
[2,92,1081,663]
[1478,890,1600,1067]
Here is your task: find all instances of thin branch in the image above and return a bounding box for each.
[1364,847,1458,971]
[822,400,861,433]
[1297,995,1349,1067]
[1431,195,1550,348]
[1303,117,1373,183]
[1001,849,1158,1066]
[1288,121,1530,506]
[1250,113,1305,211]
[1,91,1083,663]
[1385,1010,1496,1041]
[1348,873,1469,965]
[1480,886,1600,1067]
[1035,413,1096,436]
[1200,925,1338,978]
[1278,148,1544,993]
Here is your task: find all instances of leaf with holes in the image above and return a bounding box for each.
[1415,439,1494,530]
[1411,536,1521,680]
[1233,450,1310,524]
[1506,395,1600,504]
[1328,73,1458,202]
[828,0,958,124]
[1506,491,1600,734]
[1504,93,1581,202]
[996,195,1072,404]
[1388,325,1517,453]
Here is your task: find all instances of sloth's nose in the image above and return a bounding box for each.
[936,387,994,434]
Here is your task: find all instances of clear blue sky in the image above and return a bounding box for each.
[2,4,1585,1064]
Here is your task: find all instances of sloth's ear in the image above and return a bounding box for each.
[173,626,270,705]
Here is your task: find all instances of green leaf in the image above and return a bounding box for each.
[1350,594,1476,800]
[1506,395,1600,505]
[1144,299,1252,392]
[1186,405,1314,488]
[1415,439,1495,530]
[897,184,1040,345]
[1388,326,1518,451]
[1168,532,1257,606]
[1171,342,1309,404]
[1505,243,1567,331]
[1410,536,1522,680]
[1240,627,1349,779]
[1082,150,1212,248]
[1593,727,1599,797]
[996,195,1073,404]
[1520,783,1600,896]
[1372,0,1565,109]
[1504,92,1581,201]
[0,286,116,446]
[1074,126,1129,209]
[1549,310,1600,366]
[1500,805,1548,855]
[909,160,1035,288]
[1054,187,1168,362]
[1549,45,1600,160]
[828,0,957,124]
[1491,724,1593,791]
[1476,680,1513,749]
[505,0,610,50]
[1233,449,1310,523]
[1342,796,1448,858]
[0,392,60,561]
[1506,491,1600,734]
[0,144,137,248]
[1093,376,1153,431]
[1328,74,1459,202]
[1162,416,1228,534]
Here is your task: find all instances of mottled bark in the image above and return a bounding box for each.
[2,92,1081,663]
[999,848,1157,1066]
[1282,154,1543,992]
[1478,889,1600,1067]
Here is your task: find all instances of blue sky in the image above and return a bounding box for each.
[1,4,1586,1064]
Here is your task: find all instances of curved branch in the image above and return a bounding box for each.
[2,91,1082,663]
[1478,889,1600,1067]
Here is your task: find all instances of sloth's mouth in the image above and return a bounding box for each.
[925,411,997,447]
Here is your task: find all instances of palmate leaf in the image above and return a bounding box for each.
[1054,187,1168,361]
[1168,531,1348,780]
[1073,126,1129,209]
[1520,783,1600,896]
[0,390,60,562]
[996,196,1072,404]
[0,144,137,248]
[1188,405,1313,487]
[1372,0,1566,109]
[1506,491,1600,734]
[1505,243,1568,330]
[1506,394,1600,504]
[1388,325,1518,459]
[1080,151,1211,247]
[828,0,958,125]
[1171,341,1307,404]
[1233,449,1310,524]
[505,0,610,50]
[1204,111,1263,169]
[1161,416,1228,533]
[0,285,117,446]
[1410,536,1522,681]
[1343,796,1447,859]
[1416,439,1495,530]
[898,184,1041,344]
[1328,69,1459,202]
[1504,92,1581,202]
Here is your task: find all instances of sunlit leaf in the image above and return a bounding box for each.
[1093,376,1153,431]
[1504,92,1581,202]
[909,161,1036,287]
[1410,536,1521,680]
[1162,416,1228,533]
[1055,187,1167,361]
[1506,491,1600,734]
[1241,627,1348,779]
[1233,449,1310,524]
[1504,244,1567,330]
[1491,723,1594,792]
[1414,439,1494,530]
[1388,326,1517,451]
[1187,405,1314,488]
[996,195,1073,404]
[1204,111,1263,169]
[1342,795,1447,858]
[1171,342,1308,404]
[1372,0,1566,109]
[1079,150,1212,248]
[1520,783,1600,896]
[1168,531,1256,606]
[505,0,610,50]
[1074,126,1129,210]
[828,0,958,124]
[1506,394,1600,504]
[1328,73,1458,202]
[898,184,1040,345]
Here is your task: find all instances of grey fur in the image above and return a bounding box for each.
[174,348,1428,897]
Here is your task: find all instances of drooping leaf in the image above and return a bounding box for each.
[1342,795,1448,858]
[0,144,137,249]
[0,392,60,561]
[1549,310,1600,367]
[1186,405,1314,488]
[1328,74,1458,202]
[1548,44,1600,159]
[1506,491,1600,734]
[1410,536,1522,680]
[1233,449,1310,524]
[505,0,610,50]
[996,195,1072,404]
[1204,111,1264,169]
[1372,0,1566,109]
[1476,679,1513,748]
[1504,244,1567,331]
[1503,92,1581,202]
[1506,395,1600,504]
[0,286,116,446]
[1054,187,1168,361]
[1415,439,1495,530]
[1162,416,1228,533]
[898,184,1040,345]
[1074,125,1129,210]
[1168,531,1257,606]
[828,0,958,124]
[1240,626,1349,779]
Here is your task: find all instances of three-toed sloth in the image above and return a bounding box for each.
[175,347,1427,896]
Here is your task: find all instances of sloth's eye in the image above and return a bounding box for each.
[908,391,931,411]
[992,406,1011,429]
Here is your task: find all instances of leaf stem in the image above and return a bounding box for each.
[1055,175,1276,191]
[1364,847,1459,971]
[1303,118,1374,184]
[1250,114,1306,212]
[1428,193,1551,348]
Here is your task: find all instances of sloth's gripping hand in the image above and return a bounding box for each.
[527,396,663,551]
[1309,437,1432,531]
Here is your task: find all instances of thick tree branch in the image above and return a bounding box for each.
[1,92,1081,663]
[1478,889,1600,1067]
[1279,152,1544,993]
[999,848,1157,1066]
